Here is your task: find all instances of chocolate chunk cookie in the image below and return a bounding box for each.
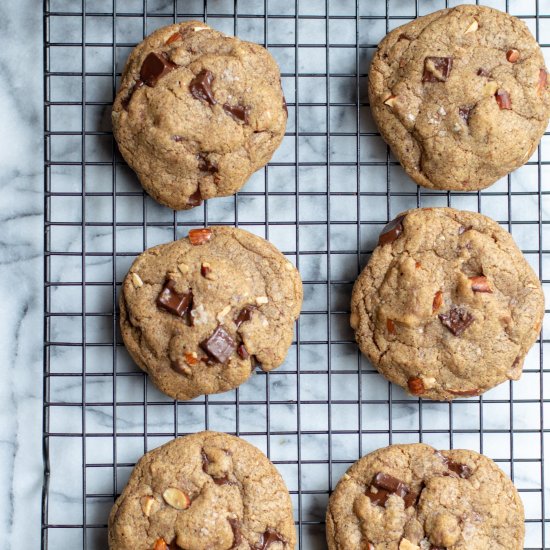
[112,21,287,210]
[351,208,544,400]
[368,5,549,191]
[326,443,524,550]
[108,431,296,550]
[120,226,302,400]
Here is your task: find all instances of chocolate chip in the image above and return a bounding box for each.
[477,67,490,77]
[200,325,236,364]
[122,79,144,110]
[190,69,216,105]
[422,56,453,83]
[237,344,250,360]
[186,189,202,207]
[459,106,472,124]
[197,153,218,174]
[366,472,415,508]
[253,529,286,550]
[223,103,249,123]
[140,52,177,87]
[378,215,406,246]
[438,306,474,336]
[235,305,257,328]
[495,89,512,110]
[157,280,193,318]
[228,518,243,550]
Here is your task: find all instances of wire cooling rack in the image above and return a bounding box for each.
[43,0,550,548]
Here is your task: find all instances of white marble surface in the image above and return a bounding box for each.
[2,0,550,548]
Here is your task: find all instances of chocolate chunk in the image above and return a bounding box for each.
[253,529,286,550]
[495,89,512,110]
[459,106,472,124]
[422,56,453,83]
[228,518,243,550]
[122,79,144,110]
[445,458,472,479]
[477,67,490,77]
[223,103,249,123]
[190,69,216,105]
[172,135,184,142]
[235,305,257,328]
[438,306,474,336]
[282,96,288,116]
[197,153,218,174]
[200,325,236,364]
[140,52,177,87]
[186,189,203,207]
[237,344,250,360]
[378,215,406,246]
[366,472,415,508]
[201,450,234,485]
[458,225,472,235]
[157,280,192,318]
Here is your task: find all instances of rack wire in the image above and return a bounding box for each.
[43,0,549,548]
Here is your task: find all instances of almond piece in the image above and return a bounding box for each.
[408,377,425,396]
[217,305,231,322]
[255,296,269,305]
[538,68,547,96]
[140,495,159,516]
[384,95,398,108]
[131,272,143,288]
[422,376,436,389]
[415,261,422,269]
[178,263,189,274]
[386,319,396,334]
[495,89,512,110]
[464,20,478,34]
[201,262,212,278]
[448,388,481,397]
[506,49,519,63]
[469,275,492,293]
[184,352,198,366]
[166,32,182,44]
[163,487,190,510]
[188,228,212,245]
[350,312,359,329]
[154,539,169,550]
[432,290,443,313]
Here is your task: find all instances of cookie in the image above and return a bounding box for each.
[112,21,287,210]
[326,443,524,550]
[368,4,549,191]
[351,207,544,400]
[108,431,296,550]
[120,226,302,400]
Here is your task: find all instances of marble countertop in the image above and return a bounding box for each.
[2,1,549,548]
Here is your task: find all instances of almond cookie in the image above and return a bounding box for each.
[108,431,296,550]
[120,227,302,400]
[368,4,549,191]
[326,443,524,550]
[112,21,287,210]
[351,207,543,400]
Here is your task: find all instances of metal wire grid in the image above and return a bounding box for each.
[42,0,549,548]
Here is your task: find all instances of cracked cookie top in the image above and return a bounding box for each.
[120,227,302,400]
[368,4,549,191]
[351,207,544,400]
[326,443,524,550]
[108,431,296,550]
[112,21,287,210]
